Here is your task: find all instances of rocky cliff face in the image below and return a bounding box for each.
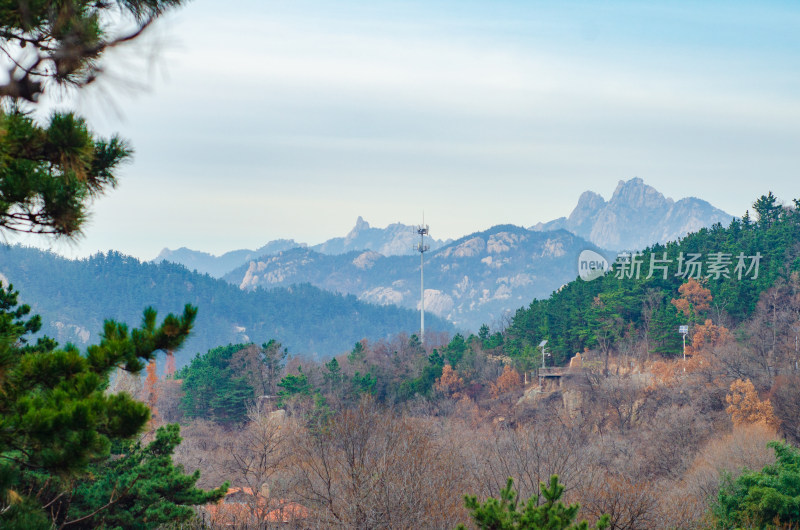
[531,178,732,250]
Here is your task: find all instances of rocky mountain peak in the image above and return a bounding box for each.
[609,177,672,210]
[345,216,371,242]
[531,178,732,250]
[567,191,606,234]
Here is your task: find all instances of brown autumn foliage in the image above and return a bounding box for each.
[725,378,779,428]
[167,295,800,529]
[689,319,731,354]
[647,319,730,388]
[657,422,778,528]
[165,351,176,378]
[435,364,464,398]
[672,278,712,318]
[489,365,522,398]
[289,398,468,529]
[648,354,705,387]
[144,359,159,427]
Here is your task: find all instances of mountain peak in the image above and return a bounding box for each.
[345,215,370,241]
[609,177,670,209]
[347,216,371,239]
[532,178,732,250]
[613,176,643,193]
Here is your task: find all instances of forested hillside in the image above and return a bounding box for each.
[501,192,797,367]
[0,246,453,365]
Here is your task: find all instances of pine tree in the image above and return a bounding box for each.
[56,425,227,529]
[458,475,609,530]
[1,0,185,237]
[1,0,185,102]
[0,110,130,236]
[713,441,800,528]
[276,366,313,408]
[444,333,468,367]
[262,339,288,395]
[178,344,255,425]
[650,302,684,357]
[0,283,199,526]
[324,357,343,392]
[753,191,782,228]
[0,2,222,526]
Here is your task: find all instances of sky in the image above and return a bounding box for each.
[15,0,800,260]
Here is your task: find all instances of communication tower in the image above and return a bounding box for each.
[415,217,429,344]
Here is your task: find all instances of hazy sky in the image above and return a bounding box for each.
[19,0,800,260]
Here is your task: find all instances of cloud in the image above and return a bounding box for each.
[23,0,800,259]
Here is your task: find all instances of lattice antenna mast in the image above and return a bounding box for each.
[415,215,430,344]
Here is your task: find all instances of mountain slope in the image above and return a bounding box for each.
[531,178,732,250]
[224,225,609,331]
[0,246,453,366]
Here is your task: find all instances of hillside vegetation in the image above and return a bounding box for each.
[157,193,800,528]
[0,246,453,365]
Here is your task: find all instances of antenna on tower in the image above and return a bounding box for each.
[414,213,429,344]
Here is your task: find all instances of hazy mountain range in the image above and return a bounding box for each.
[151,178,733,331]
[530,178,733,250]
[223,226,606,330]
[155,217,449,278]
[154,239,303,278]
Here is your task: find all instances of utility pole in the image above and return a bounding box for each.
[415,218,429,344]
[538,340,548,387]
[679,325,689,371]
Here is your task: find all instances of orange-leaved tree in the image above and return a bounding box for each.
[435,364,465,399]
[671,278,712,320]
[490,365,522,398]
[726,379,779,428]
[689,319,730,355]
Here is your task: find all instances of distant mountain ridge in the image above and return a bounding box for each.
[310,216,449,256]
[155,239,303,278]
[224,225,611,331]
[530,178,733,250]
[154,217,449,278]
[153,178,732,331]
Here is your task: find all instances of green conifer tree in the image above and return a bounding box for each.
[713,440,800,528]
[457,476,609,530]
[0,283,203,527]
[60,424,226,529]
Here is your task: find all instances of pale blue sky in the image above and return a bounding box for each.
[19,0,800,259]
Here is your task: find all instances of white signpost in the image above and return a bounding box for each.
[679,325,689,367]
